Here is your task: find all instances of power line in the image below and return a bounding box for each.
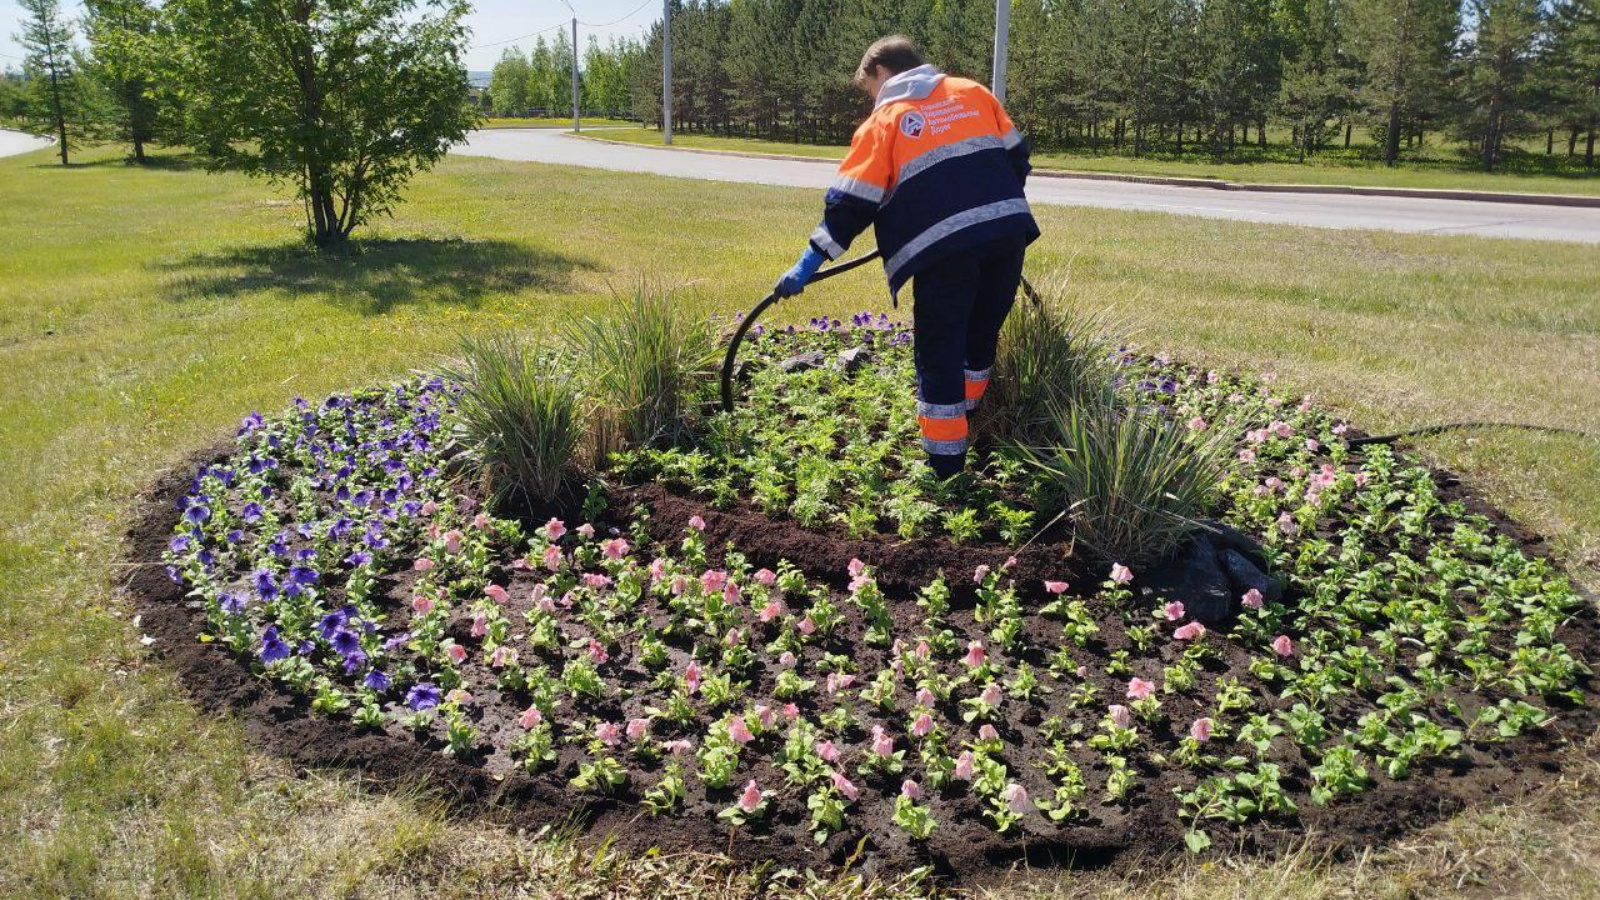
[467,21,569,49]
[577,0,654,29]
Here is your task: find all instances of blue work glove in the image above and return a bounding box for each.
[774,246,827,298]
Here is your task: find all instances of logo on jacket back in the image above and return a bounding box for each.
[899,111,925,139]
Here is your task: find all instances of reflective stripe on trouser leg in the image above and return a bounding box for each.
[918,400,968,456]
[964,367,991,411]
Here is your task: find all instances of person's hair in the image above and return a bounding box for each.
[854,36,925,87]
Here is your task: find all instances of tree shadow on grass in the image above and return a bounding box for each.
[160,237,599,314]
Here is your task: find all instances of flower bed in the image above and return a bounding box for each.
[129,317,1598,878]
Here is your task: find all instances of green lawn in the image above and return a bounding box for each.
[2,142,1599,900]
[586,126,1600,197]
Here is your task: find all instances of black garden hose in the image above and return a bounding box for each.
[1346,421,1598,448]
[718,251,1043,412]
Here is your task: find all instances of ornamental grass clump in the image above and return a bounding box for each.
[563,285,718,461]
[987,276,1120,444]
[441,335,585,504]
[1027,398,1225,564]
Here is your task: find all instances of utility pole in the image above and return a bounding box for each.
[992,0,1011,102]
[662,0,672,144]
[559,0,581,132]
[571,15,580,132]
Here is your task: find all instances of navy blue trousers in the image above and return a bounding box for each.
[910,235,1027,477]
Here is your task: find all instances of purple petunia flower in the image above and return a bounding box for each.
[219,592,245,616]
[383,632,411,652]
[363,670,390,692]
[169,535,192,554]
[331,629,361,657]
[253,570,279,601]
[242,502,263,523]
[260,626,290,664]
[405,683,441,711]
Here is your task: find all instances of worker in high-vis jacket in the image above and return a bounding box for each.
[773,35,1039,480]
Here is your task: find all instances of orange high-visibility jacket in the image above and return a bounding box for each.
[810,65,1039,295]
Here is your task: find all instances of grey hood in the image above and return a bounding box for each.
[874,64,946,108]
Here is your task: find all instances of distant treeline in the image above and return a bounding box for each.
[486,0,1600,171]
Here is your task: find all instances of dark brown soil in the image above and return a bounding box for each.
[123,445,1600,885]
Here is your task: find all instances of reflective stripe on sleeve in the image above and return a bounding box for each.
[810,224,845,259]
[830,175,886,204]
[1001,127,1023,149]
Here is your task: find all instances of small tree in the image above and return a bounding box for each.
[168,0,479,246]
[488,47,531,116]
[16,0,81,165]
[83,0,164,161]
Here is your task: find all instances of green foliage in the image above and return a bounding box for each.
[441,335,586,504]
[1024,398,1224,564]
[561,285,717,461]
[166,0,479,244]
[986,276,1119,446]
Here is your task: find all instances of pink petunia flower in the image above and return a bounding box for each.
[421,500,438,517]
[778,651,797,668]
[798,616,817,635]
[490,645,517,668]
[1190,717,1213,743]
[596,721,621,746]
[815,739,841,763]
[543,517,566,541]
[1109,563,1134,584]
[980,682,1004,707]
[738,779,763,814]
[848,558,867,577]
[576,523,595,539]
[978,723,999,742]
[685,660,702,693]
[446,643,467,664]
[411,594,435,615]
[871,726,895,757]
[1188,416,1208,431]
[484,584,509,604]
[700,569,728,594]
[648,558,667,582]
[626,718,651,742]
[755,704,775,730]
[518,705,543,729]
[973,564,991,584]
[601,537,630,560]
[1272,634,1294,657]
[443,530,463,554]
[670,575,688,596]
[543,544,563,572]
[912,713,934,737]
[1164,600,1186,621]
[1239,448,1257,463]
[472,512,491,529]
[665,739,692,755]
[724,581,742,605]
[1044,580,1069,594]
[1277,513,1299,537]
[916,687,935,707]
[1109,704,1131,729]
[831,770,859,801]
[963,641,987,668]
[470,613,488,638]
[1002,783,1033,814]
[901,779,923,801]
[1241,588,1264,609]
[446,688,472,706]
[781,702,799,720]
[754,568,777,586]
[728,717,755,745]
[953,751,975,780]
[1174,622,1206,641]
[412,558,435,573]
[687,515,706,531]
[1127,677,1155,700]
[587,639,608,664]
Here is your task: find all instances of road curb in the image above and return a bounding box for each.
[564,132,1600,209]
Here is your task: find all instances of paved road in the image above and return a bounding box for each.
[456,128,1600,244]
[0,129,52,158]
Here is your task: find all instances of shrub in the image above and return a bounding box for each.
[1025,399,1224,564]
[987,276,1119,445]
[441,335,585,503]
[563,286,718,462]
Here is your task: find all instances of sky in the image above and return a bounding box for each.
[1,0,664,74]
